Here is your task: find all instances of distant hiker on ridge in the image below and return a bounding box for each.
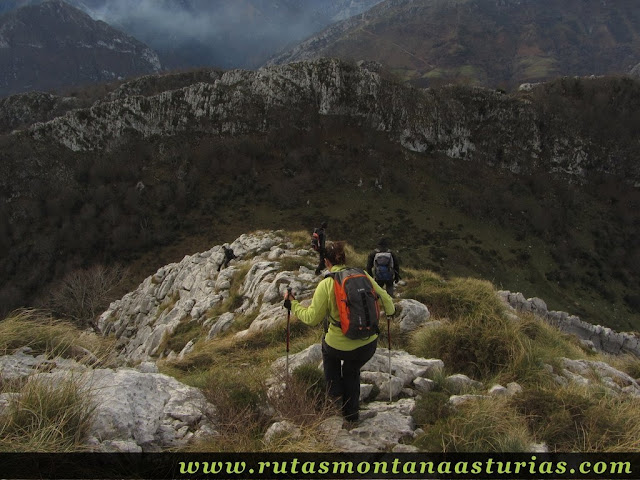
[366,237,400,296]
[311,222,327,275]
[218,243,237,271]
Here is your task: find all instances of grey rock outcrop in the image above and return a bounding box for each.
[498,290,640,358]
[317,399,417,452]
[554,358,640,396]
[396,299,431,333]
[85,367,216,451]
[0,350,217,452]
[96,232,290,362]
[5,230,640,454]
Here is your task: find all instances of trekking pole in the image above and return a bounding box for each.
[283,287,292,379]
[387,314,392,404]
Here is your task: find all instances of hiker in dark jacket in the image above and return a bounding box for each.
[218,244,237,271]
[284,241,395,423]
[312,222,328,275]
[366,237,400,296]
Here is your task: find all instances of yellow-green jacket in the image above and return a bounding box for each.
[291,265,396,351]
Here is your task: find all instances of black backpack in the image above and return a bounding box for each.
[327,268,380,340]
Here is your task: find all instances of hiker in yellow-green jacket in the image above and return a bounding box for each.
[283,241,395,423]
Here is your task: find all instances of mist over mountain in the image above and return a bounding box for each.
[3,0,383,71]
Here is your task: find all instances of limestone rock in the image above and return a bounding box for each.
[396,299,431,333]
[264,420,302,445]
[498,290,640,357]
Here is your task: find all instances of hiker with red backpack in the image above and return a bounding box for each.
[366,237,400,296]
[283,241,395,424]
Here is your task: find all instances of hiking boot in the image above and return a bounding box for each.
[358,409,377,421]
[342,409,376,429]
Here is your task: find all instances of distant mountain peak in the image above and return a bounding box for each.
[0,0,161,97]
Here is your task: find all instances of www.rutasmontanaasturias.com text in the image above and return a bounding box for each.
[177,456,633,477]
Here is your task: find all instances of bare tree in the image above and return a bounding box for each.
[48,264,127,328]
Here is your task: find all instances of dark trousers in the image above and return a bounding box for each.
[315,249,326,274]
[322,338,377,422]
[376,278,394,296]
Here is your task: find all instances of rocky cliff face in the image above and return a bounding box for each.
[22,58,640,184]
[0,0,161,97]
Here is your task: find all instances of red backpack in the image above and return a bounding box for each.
[327,268,380,339]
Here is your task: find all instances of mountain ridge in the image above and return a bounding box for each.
[19,58,640,183]
[267,0,640,88]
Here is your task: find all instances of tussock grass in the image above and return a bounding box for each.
[288,230,312,249]
[188,367,268,452]
[415,397,534,452]
[0,309,114,362]
[163,316,204,354]
[0,375,95,452]
[403,272,505,321]
[162,315,321,388]
[413,391,453,427]
[278,256,315,273]
[405,273,592,385]
[273,366,338,425]
[608,354,640,381]
[510,384,640,452]
[186,359,337,452]
[410,319,527,379]
[507,314,587,386]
